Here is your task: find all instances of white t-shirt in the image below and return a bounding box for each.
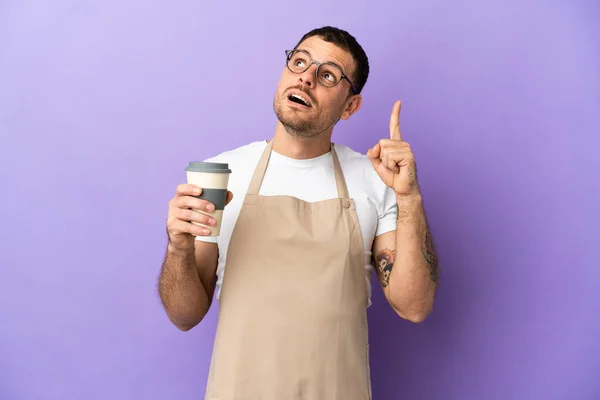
[196,140,398,307]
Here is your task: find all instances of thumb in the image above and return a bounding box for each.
[225,191,234,206]
[367,143,381,167]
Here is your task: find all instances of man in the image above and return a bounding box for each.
[158,26,439,399]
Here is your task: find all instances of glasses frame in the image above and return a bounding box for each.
[285,49,358,94]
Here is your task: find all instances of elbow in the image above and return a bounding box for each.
[159,296,210,332]
[172,317,202,332]
[165,310,205,332]
[390,301,433,324]
[403,310,430,324]
[174,322,197,332]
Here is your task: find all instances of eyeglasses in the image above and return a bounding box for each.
[285,49,357,94]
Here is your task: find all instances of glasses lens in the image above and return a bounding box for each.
[285,50,344,88]
[317,63,342,87]
[287,51,310,73]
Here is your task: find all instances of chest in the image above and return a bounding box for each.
[220,171,379,255]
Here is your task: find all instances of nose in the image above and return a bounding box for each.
[297,62,317,89]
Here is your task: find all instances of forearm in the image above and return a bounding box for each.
[158,244,210,330]
[388,193,438,321]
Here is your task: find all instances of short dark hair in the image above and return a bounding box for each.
[293,26,369,94]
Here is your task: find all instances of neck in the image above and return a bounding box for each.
[270,122,333,159]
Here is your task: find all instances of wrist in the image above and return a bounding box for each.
[395,191,422,205]
[167,240,195,256]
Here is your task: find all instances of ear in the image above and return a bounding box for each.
[340,94,363,120]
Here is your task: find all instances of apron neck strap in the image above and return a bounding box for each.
[247,140,350,199]
[331,144,350,199]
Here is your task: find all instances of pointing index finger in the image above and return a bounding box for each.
[389,100,402,141]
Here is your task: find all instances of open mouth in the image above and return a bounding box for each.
[288,93,312,107]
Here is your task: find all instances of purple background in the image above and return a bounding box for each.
[1,0,599,399]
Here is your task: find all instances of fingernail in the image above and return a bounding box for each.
[203,228,210,235]
[193,187,201,194]
[209,218,216,225]
[206,204,214,212]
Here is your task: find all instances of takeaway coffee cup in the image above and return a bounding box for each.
[185,161,232,236]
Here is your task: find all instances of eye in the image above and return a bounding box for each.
[323,72,335,82]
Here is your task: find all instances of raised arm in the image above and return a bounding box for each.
[367,100,439,322]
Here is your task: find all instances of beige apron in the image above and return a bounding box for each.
[205,140,372,400]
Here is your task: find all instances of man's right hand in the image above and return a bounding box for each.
[166,184,233,250]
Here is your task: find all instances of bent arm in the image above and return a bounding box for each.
[372,194,439,323]
[158,240,218,331]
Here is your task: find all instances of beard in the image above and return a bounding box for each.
[273,90,340,139]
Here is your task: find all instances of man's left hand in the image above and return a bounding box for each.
[367,100,420,197]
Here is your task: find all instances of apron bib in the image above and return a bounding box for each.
[205,140,371,400]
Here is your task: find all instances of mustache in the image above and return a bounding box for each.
[286,86,316,106]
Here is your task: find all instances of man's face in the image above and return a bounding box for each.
[273,36,361,138]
